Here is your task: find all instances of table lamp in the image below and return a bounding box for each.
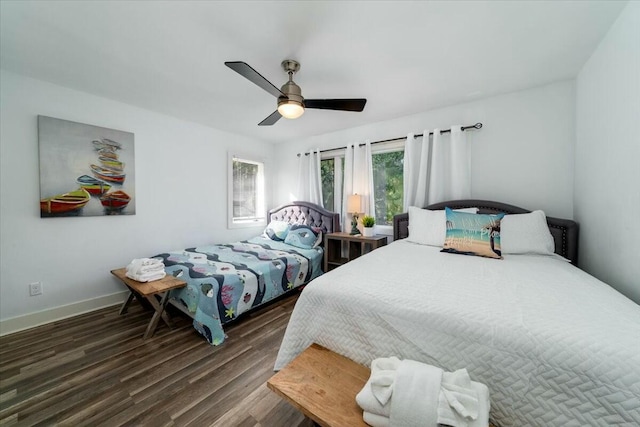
[347,194,363,235]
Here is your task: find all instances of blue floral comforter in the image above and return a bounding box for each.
[152,236,324,345]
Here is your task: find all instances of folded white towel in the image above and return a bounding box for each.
[125,270,166,282]
[126,258,164,276]
[363,411,390,427]
[357,358,490,427]
[137,263,165,274]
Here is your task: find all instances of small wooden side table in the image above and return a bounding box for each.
[324,232,388,272]
[267,343,370,427]
[111,268,186,339]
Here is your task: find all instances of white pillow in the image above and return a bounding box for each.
[500,210,555,255]
[407,206,478,247]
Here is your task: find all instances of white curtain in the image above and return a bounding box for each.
[342,141,375,232]
[403,125,471,209]
[296,149,323,206]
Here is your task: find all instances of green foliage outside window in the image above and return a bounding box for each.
[320,151,403,225]
[320,158,335,212]
[233,160,258,218]
[372,151,404,225]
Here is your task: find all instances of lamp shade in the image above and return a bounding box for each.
[347,194,363,214]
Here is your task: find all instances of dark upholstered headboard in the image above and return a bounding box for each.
[268,201,340,235]
[393,199,579,265]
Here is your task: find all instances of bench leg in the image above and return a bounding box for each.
[119,291,135,315]
[143,291,173,340]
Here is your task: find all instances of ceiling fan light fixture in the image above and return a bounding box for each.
[277,100,305,119]
[225,60,366,126]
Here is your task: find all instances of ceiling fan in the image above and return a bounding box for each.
[224,60,367,126]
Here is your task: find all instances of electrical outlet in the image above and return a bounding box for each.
[29,282,43,296]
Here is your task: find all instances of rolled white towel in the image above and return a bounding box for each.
[357,358,490,427]
[356,356,400,417]
[389,360,442,427]
[438,368,489,427]
[363,411,390,427]
[370,357,401,405]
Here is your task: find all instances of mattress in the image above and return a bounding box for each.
[275,240,640,426]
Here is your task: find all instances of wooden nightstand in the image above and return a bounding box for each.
[324,232,388,272]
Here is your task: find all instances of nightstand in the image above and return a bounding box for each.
[324,232,388,272]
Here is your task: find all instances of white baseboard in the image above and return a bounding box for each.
[0,291,129,337]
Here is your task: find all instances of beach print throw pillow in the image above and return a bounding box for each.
[442,207,505,259]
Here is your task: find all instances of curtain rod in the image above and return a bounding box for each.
[297,122,483,157]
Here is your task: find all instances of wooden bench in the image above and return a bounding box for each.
[111,268,186,339]
[267,343,370,427]
[268,343,496,427]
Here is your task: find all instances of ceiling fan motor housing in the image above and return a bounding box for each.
[279,80,304,107]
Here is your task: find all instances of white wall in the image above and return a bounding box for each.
[575,2,640,304]
[0,70,273,332]
[274,81,576,220]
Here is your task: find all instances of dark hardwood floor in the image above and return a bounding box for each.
[0,293,313,427]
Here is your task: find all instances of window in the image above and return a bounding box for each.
[228,153,266,228]
[320,145,404,228]
[320,157,344,213]
[372,150,404,226]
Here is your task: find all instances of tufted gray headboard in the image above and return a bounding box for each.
[393,199,579,265]
[268,201,340,236]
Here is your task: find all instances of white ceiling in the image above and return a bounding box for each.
[0,1,627,143]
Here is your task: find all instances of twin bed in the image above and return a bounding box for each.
[274,200,640,427]
[152,201,339,345]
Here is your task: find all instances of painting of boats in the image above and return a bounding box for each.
[76,175,112,195]
[97,148,119,159]
[100,190,131,210]
[38,116,135,217]
[90,164,126,184]
[98,156,125,171]
[92,138,122,151]
[40,188,91,215]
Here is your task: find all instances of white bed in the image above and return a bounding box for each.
[275,201,640,426]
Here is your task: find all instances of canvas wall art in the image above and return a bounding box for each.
[38,116,135,217]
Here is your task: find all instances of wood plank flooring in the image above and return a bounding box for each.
[0,293,313,427]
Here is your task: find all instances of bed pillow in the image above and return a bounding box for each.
[284,224,323,249]
[441,207,505,259]
[407,206,478,247]
[501,210,555,255]
[263,220,291,241]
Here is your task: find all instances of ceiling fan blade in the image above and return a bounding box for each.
[258,110,282,126]
[304,99,367,112]
[225,61,286,99]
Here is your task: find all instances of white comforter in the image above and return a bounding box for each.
[275,240,640,426]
